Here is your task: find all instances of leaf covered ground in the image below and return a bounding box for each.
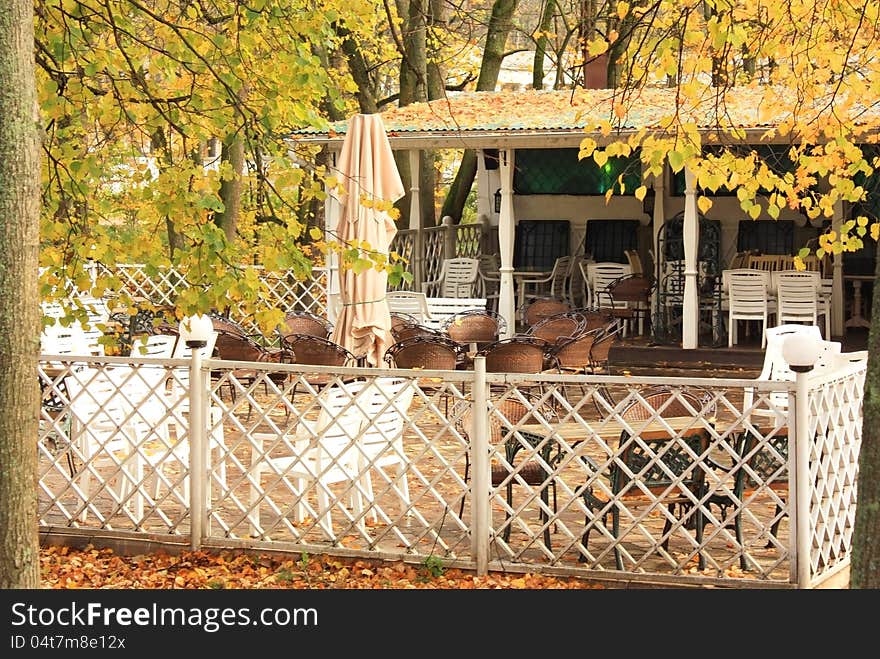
[39,545,605,590]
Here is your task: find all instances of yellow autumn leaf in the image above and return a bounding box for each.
[593,150,609,167]
[697,196,713,214]
[634,185,647,201]
[587,38,609,57]
[617,1,630,20]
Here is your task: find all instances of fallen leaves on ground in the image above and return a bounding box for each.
[39,545,605,590]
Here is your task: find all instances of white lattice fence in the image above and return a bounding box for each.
[87,263,329,334]
[36,353,866,587]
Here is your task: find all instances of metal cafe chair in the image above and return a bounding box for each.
[457,394,563,549]
[579,387,715,570]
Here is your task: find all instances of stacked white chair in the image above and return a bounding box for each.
[725,268,773,348]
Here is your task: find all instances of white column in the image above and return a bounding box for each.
[682,168,699,349]
[831,201,845,337]
[408,150,422,288]
[498,149,516,337]
[476,150,491,221]
[326,149,341,323]
[651,173,666,327]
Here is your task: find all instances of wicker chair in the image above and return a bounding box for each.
[384,334,465,413]
[596,273,654,337]
[391,320,445,343]
[384,334,464,371]
[458,395,562,547]
[523,297,572,328]
[477,336,554,374]
[440,308,507,353]
[280,334,357,400]
[580,387,714,570]
[278,310,333,342]
[588,325,621,374]
[213,328,293,409]
[390,312,419,335]
[525,312,586,346]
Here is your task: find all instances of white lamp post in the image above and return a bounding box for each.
[781,331,820,587]
[181,313,213,548]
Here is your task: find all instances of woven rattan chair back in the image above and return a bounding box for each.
[281,334,355,367]
[572,309,613,333]
[621,389,706,422]
[280,311,333,340]
[551,330,600,372]
[441,309,505,346]
[524,298,571,327]
[527,313,585,345]
[384,335,462,371]
[391,321,443,343]
[588,327,620,373]
[478,337,548,373]
[210,314,250,339]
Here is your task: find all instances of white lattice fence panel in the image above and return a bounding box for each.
[806,364,865,581]
[421,226,448,286]
[209,364,475,562]
[389,230,416,291]
[455,224,482,258]
[37,356,194,534]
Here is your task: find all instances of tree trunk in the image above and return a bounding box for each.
[216,133,244,243]
[851,242,880,588]
[440,0,517,223]
[0,0,41,589]
[533,0,556,89]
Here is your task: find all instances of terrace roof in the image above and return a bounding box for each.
[291,85,880,150]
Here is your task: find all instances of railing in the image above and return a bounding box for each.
[36,353,864,588]
[391,218,497,292]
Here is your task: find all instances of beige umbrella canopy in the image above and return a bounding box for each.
[330,113,405,366]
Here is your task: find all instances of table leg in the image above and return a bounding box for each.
[845,280,871,329]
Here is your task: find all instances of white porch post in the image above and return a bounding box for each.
[651,173,666,327]
[476,150,491,221]
[831,201,845,337]
[682,167,699,349]
[408,149,422,288]
[326,149,342,323]
[498,149,516,338]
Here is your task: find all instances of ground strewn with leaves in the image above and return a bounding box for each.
[39,546,605,590]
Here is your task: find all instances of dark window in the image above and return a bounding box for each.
[584,220,639,263]
[514,220,570,270]
[736,220,795,254]
[514,148,642,195]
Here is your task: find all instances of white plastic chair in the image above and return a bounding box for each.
[725,268,773,347]
[65,366,172,522]
[128,333,178,357]
[248,380,380,539]
[586,261,631,312]
[742,324,841,427]
[772,270,828,339]
[422,257,480,298]
[356,378,416,521]
[386,290,432,324]
[517,255,572,311]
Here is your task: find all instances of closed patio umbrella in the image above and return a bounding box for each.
[330,113,405,366]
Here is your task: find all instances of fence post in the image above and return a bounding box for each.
[442,215,456,260]
[783,333,819,589]
[187,336,209,550]
[471,356,490,575]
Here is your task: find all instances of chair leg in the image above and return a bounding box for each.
[458,455,469,518]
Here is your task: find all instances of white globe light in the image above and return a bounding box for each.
[180,313,214,343]
[782,332,821,372]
